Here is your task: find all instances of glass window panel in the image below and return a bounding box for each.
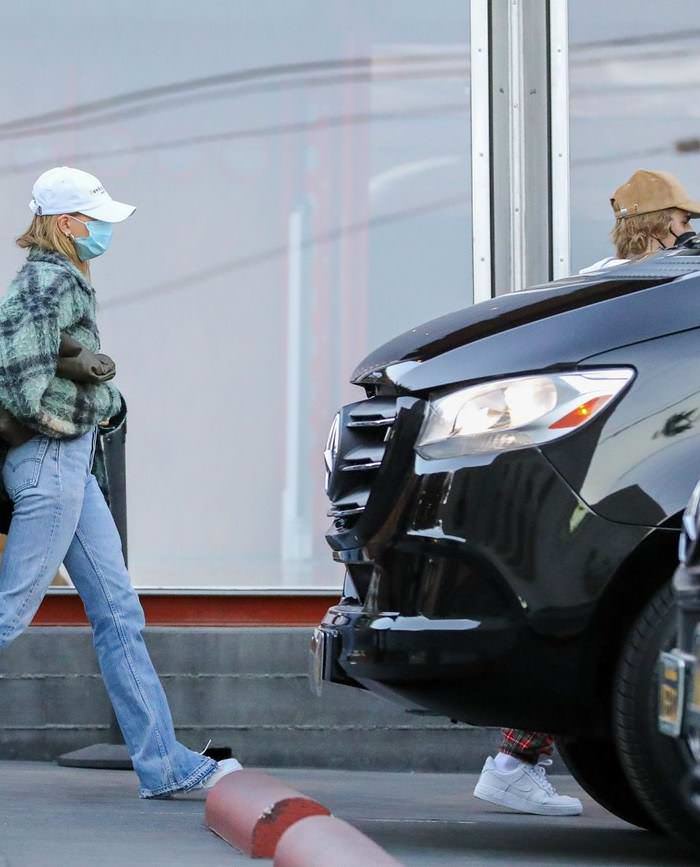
[0,2,471,590]
[570,2,700,273]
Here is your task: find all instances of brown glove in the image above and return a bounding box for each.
[57,333,116,384]
[0,335,117,448]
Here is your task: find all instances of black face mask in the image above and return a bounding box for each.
[671,228,697,247]
[652,227,697,250]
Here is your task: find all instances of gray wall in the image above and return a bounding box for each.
[0,627,520,772]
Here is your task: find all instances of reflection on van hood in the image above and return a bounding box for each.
[352,253,700,393]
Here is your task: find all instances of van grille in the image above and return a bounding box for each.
[325,396,397,527]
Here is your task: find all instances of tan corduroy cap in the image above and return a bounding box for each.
[611,169,700,219]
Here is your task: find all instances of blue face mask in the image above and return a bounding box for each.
[69,217,113,261]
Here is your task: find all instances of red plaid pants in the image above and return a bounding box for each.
[499,728,554,764]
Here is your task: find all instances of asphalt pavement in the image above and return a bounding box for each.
[0,761,695,866]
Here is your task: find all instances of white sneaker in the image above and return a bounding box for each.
[473,756,582,816]
[191,757,243,791]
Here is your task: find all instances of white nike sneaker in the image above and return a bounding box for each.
[473,756,582,816]
[157,757,243,798]
[190,757,243,791]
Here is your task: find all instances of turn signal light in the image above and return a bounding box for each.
[549,396,611,429]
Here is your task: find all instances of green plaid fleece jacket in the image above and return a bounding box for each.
[0,247,122,437]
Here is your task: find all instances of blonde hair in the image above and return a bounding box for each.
[16,215,89,277]
[611,208,674,260]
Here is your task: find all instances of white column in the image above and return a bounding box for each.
[477,0,571,295]
[470,0,492,304]
[507,0,527,293]
[281,208,312,576]
[550,0,571,280]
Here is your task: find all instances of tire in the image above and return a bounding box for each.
[556,735,659,831]
[614,582,700,852]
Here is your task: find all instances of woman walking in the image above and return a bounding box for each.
[0,166,241,798]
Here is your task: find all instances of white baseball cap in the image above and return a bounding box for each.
[29,166,135,223]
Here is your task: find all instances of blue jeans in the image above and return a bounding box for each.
[0,428,216,797]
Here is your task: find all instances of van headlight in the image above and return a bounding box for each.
[415,368,635,459]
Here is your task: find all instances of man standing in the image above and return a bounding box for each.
[473,168,700,816]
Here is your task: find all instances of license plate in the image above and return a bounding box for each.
[309,628,327,697]
[688,666,700,728]
[658,651,687,737]
[687,625,700,727]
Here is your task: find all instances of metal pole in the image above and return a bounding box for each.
[488,0,556,294]
[281,207,313,583]
[470,0,493,304]
[549,0,571,279]
[507,0,527,293]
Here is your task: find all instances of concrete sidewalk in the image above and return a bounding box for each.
[0,761,692,866]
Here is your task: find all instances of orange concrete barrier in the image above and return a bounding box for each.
[204,770,330,858]
[274,814,403,867]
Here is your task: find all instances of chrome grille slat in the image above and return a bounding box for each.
[342,444,385,463]
[325,395,398,527]
[347,417,396,429]
[341,462,381,472]
[328,504,366,517]
[327,488,370,517]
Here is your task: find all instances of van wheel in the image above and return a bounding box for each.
[614,583,700,851]
[556,736,659,831]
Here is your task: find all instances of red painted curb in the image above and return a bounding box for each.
[32,593,338,626]
[274,814,404,866]
[204,770,330,858]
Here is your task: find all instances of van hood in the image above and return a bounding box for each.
[352,253,700,393]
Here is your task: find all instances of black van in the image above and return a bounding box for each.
[313,242,700,848]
